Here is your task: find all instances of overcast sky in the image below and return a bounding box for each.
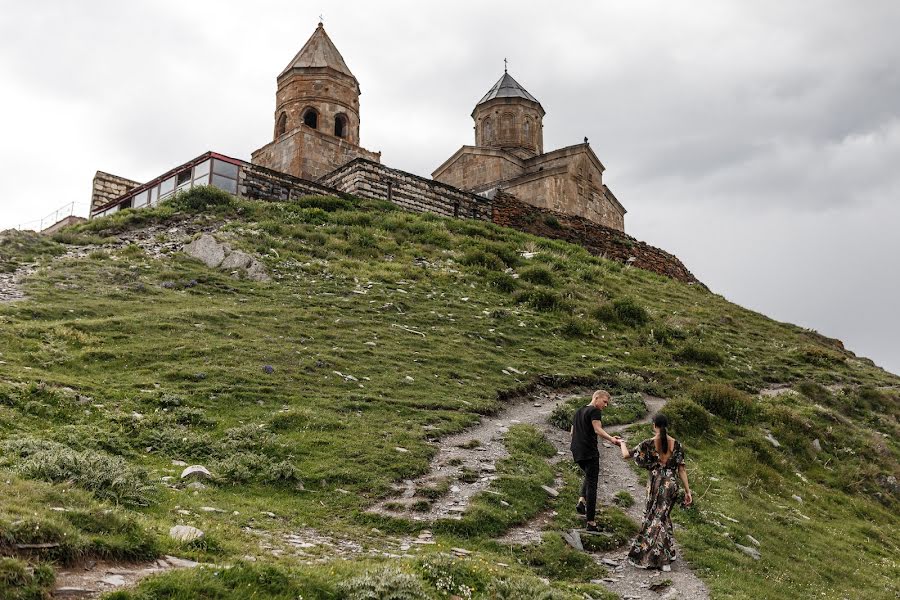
[1,1,898,376]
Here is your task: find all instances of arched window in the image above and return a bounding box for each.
[524,119,531,147]
[482,117,493,143]
[500,112,515,141]
[334,113,348,138]
[302,107,318,129]
[275,112,287,137]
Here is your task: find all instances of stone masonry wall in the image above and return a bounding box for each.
[251,125,380,182]
[491,191,701,285]
[91,171,141,212]
[239,162,342,201]
[321,159,492,221]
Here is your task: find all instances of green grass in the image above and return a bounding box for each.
[0,190,897,599]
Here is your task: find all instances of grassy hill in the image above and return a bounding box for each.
[0,188,897,599]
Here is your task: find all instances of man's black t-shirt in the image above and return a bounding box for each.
[570,405,603,461]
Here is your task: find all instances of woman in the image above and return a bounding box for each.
[618,413,692,571]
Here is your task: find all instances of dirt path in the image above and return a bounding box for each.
[372,387,709,599]
[52,556,199,598]
[370,388,575,520]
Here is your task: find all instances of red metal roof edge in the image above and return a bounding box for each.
[91,151,248,215]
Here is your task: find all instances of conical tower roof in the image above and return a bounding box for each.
[279,23,356,81]
[476,72,540,106]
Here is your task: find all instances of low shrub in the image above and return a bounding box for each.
[691,383,756,424]
[614,490,635,508]
[418,553,487,598]
[519,266,556,286]
[796,381,832,404]
[558,317,590,338]
[486,272,518,293]
[460,249,504,271]
[486,575,571,600]
[592,297,649,327]
[293,195,353,212]
[0,557,55,600]
[2,438,156,507]
[518,533,606,582]
[660,398,711,437]
[674,344,725,366]
[338,568,430,600]
[168,186,234,212]
[515,289,568,312]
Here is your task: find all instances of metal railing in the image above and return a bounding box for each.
[13,202,89,232]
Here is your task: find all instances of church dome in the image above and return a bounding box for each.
[476,72,541,107]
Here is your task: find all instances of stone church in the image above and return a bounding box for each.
[249,23,625,231]
[86,24,716,284]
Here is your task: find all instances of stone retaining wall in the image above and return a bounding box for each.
[491,191,701,285]
[238,162,342,201]
[321,158,492,221]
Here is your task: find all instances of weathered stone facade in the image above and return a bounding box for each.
[252,125,379,182]
[491,191,698,284]
[91,171,141,213]
[321,159,491,220]
[250,23,380,181]
[239,161,341,201]
[434,72,626,232]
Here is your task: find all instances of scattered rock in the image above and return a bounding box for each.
[561,529,583,551]
[735,543,761,560]
[541,485,560,497]
[263,365,275,374]
[763,432,781,448]
[186,482,207,491]
[451,547,472,556]
[792,494,803,503]
[100,575,126,587]
[221,250,253,270]
[246,260,271,282]
[180,465,212,480]
[395,447,409,453]
[183,234,225,268]
[172,460,188,467]
[163,555,199,568]
[169,525,204,543]
[747,534,761,547]
[812,438,822,453]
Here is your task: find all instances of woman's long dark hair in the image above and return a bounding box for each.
[654,413,669,454]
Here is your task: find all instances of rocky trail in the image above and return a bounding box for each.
[374,387,709,599]
[370,388,575,520]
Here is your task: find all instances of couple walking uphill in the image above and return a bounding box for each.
[570,390,693,570]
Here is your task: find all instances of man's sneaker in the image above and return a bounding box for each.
[585,523,600,532]
[576,501,586,515]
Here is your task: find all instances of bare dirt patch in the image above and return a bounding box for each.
[52,555,199,598]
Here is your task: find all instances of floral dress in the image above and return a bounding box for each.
[627,438,685,569]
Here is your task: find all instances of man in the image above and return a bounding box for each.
[570,389,623,531]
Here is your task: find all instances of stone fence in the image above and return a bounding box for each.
[490,191,701,285]
[321,159,492,221]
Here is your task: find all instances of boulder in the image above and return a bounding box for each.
[221,250,253,270]
[169,525,204,543]
[246,260,271,282]
[183,234,225,268]
[735,543,761,560]
[811,438,822,453]
[180,465,212,480]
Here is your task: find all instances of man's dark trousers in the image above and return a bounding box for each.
[576,456,600,521]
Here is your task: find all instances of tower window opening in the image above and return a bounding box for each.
[302,108,319,129]
[334,114,348,138]
[275,112,287,137]
[483,117,493,142]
